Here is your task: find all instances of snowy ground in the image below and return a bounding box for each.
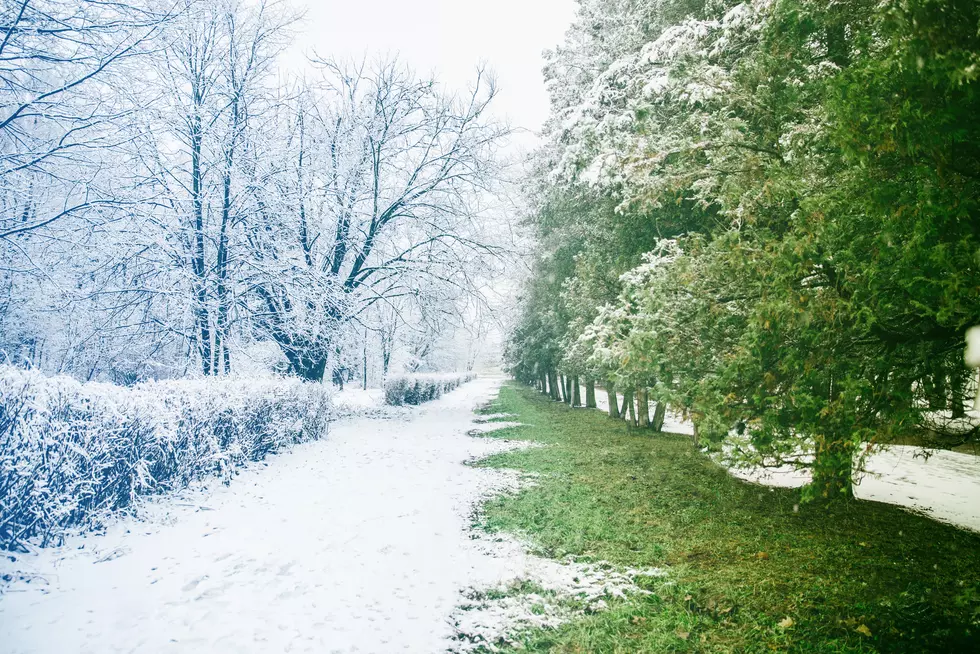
[332,386,385,413]
[726,445,980,532]
[581,384,980,532]
[0,376,652,653]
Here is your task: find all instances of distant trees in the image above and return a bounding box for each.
[507,0,980,501]
[0,0,510,382]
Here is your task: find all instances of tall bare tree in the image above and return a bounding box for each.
[246,59,508,380]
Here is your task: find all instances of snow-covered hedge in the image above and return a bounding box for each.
[384,372,476,406]
[0,367,331,551]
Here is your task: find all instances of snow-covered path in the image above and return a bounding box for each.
[0,376,533,653]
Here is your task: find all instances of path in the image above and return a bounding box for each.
[0,376,529,653]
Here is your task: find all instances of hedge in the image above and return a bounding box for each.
[0,367,331,551]
[383,372,476,406]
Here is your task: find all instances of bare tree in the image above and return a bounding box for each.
[0,0,177,242]
[246,58,509,380]
[135,0,293,375]
[0,0,185,376]
[0,4,512,383]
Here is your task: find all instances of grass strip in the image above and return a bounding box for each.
[474,382,980,653]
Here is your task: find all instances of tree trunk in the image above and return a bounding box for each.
[548,370,560,401]
[565,376,574,406]
[188,71,213,377]
[572,376,581,407]
[362,327,368,391]
[637,388,649,428]
[926,372,947,410]
[585,380,596,408]
[215,141,234,376]
[606,381,619,419]
[651,401,666,432]
[288,353,328,381]
[951,368,966,419]
[623,388,635,426]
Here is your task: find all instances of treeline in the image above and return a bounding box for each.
[506,0,980,501]
[528,372,669,432]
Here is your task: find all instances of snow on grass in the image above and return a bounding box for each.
[472,413,517,423]
[449,531,665,652]
[727,445,980,532]
[580,383,980,533]
[466,421,524,436]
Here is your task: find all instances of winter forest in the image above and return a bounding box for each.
[3,0,980,652]
[1,0,507,384]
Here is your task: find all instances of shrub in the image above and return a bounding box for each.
[383,372,476,406]
[0,367,331,551]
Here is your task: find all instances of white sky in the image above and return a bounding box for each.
[282,0,577,149]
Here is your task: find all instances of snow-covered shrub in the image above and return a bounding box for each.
[384,372,476,406]
[0,366,331,551]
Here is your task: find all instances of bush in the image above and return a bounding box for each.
[0,366,331,551]
[384,372,476,406]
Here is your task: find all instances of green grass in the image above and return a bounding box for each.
[472,382,980,653]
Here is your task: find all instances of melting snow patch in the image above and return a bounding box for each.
[467,421,524,436]
[448,532,665,652]
[473,413,517,423]
[724,444,980,532]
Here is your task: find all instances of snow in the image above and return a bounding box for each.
[0,367,332,550]
[964,325,980,368]
[577,384,980,532]
[6,374,977,652]
[0,376,654,653]
[965,325,980,411]
[728,446,980,532]
[466,421,524,435]
[451,538,664,651]
[332,387,385,412]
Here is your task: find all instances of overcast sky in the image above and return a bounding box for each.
[282,0,577,149]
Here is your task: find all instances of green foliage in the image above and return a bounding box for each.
[508,0,980,498]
